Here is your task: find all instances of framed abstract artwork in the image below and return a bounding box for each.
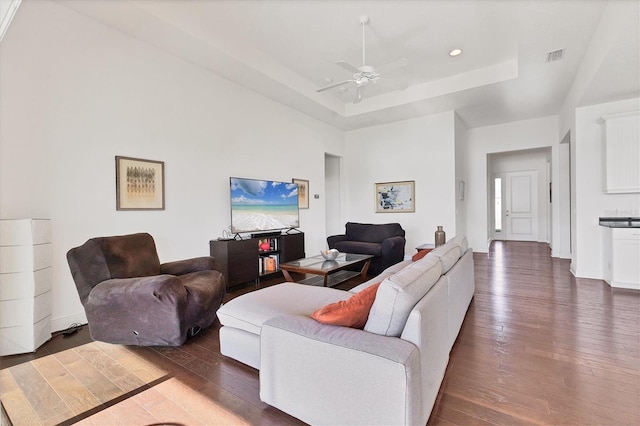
[375,180,415,213]
[116,156,165,210]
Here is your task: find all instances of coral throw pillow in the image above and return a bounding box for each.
[412,249,430,262]
[311,283,381,329]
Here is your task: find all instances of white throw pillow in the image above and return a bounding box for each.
[364,255,442,337]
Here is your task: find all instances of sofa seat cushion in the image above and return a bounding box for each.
[365,255,443,337]
[217,283,350,335]
[334,240,382,256]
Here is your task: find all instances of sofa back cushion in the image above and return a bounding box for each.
[430,241,461,274]
[349,260,411,294]
[66,233,161,305]
[345,222,405,243]
[364,255,442,337]
[446,235,469,252]
[96,233,161,279]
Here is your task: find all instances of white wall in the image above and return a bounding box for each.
[489,148,550,243]
[466,116,560,252]
[344,112,457,253]
[572,97,640,279]
[0,1,344,331]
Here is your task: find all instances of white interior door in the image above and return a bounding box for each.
[505,171,538,241]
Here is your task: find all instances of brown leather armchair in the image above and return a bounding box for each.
[67,233,225,346]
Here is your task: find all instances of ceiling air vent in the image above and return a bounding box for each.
[546,49,565,63]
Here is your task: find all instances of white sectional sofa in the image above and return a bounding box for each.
[216,236,475,425]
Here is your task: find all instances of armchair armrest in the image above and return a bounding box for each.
[381,235,406,264]
[260,314,422,426]
[327,234,348,248]
[84,275,188,345]
[160,256,217,276]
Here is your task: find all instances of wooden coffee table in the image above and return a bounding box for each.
[279,253,373,287]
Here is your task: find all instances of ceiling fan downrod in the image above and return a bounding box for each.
[360,15,369,68]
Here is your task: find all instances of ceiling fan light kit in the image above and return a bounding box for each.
[316,15,408,104]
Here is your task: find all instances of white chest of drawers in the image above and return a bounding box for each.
[0,219,52,355]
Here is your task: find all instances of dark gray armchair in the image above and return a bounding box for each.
[67,232,225,346]
[327,222,406,276]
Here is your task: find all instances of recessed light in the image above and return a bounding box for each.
[449,48,463,57]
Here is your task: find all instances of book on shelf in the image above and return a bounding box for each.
[259,253,279,273]
[265,256,277,272]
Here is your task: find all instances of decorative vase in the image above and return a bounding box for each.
[435,226,446,247]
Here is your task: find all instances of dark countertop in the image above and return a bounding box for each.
[599,217,640,228]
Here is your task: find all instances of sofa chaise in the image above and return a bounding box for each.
[216,236,474,425]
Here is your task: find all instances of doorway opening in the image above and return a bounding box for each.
[489,148,549,244]
[324,154,342,238]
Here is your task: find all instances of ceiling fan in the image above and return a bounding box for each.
[317,15,408,103]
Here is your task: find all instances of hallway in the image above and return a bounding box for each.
[431,241,640,424]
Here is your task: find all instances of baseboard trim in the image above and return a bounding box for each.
[51,312,87,334]
[606,280,640,291]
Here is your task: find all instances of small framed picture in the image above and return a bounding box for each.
[375,181,415,213]
[116,156,165,210]
[292,178,309,209]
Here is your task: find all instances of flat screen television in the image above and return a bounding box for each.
[230,177,300,234]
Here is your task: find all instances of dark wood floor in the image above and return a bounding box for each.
[1,241,638,425]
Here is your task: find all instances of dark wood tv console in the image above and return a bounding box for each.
[210,232,305,289]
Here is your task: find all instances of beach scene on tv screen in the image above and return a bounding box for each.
[231,178,299,233]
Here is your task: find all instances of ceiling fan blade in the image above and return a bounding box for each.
[316,80,353,92]
[336,61,360,73]
[354,85,365,103]
[375,57,409,74]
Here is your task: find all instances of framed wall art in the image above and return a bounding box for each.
[375,180,415,213]
[116,156,165,210]
[292,178,309,209]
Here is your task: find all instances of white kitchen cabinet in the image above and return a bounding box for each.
[603,227,640,290]
[600,111,640,194]
[0,219,52,355]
